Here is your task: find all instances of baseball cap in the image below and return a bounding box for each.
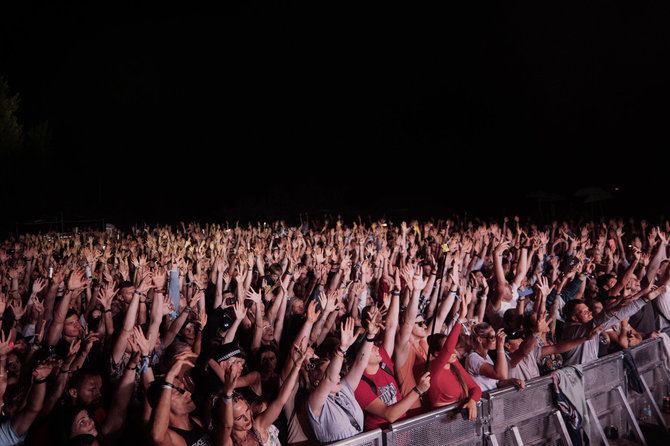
[211,340,246,364]
[503,328,526,340]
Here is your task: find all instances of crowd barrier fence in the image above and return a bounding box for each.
[329,338,670,446]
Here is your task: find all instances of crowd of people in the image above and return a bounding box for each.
[0,214,669,446]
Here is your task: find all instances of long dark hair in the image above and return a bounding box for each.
[428,334,469,402]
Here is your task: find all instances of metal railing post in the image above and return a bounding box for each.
[615,385,647,446]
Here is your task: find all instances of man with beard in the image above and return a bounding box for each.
[66,371,105,425]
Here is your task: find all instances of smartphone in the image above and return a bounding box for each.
[441,243,450,253]
[48,266,53,279]
[608,239,616,250]
[225,297,237,306]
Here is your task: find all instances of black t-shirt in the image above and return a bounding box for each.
[628,300,656,336]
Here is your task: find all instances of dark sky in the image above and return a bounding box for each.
[2,2,669,232]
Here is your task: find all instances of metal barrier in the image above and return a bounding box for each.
[328,428,384,446]
[384,402,483,446]
[628,338,670,433]
[322,339,670,446]
[581,352,647,445]
[485,374,571,446]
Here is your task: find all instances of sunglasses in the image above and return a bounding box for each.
[166,383,187,395]
[415,320,427,326]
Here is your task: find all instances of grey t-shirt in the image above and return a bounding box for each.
[562,299,645,366]
[0,419,25,446]
[508,343,543,381]
[307,379,364,443]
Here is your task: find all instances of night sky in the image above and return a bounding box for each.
[2,2,669,234]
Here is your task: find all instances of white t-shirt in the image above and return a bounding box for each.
[465,352,499,392]
[654,287,670,320]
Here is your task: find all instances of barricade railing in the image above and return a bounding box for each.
[384,401,483,446]
[324,339,670,446]
[485,373,570,446]
[627,338,670,432]
[327,428,384,446]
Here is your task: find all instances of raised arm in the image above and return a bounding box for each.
[281,300,319,381]
[609,247,640,297]
[256,342,306,430]
[512,247,529,289]
[11,361,53,437]
[149,352,197,446]
[112,273,151,363]
[103,339,142,436]
[477,328,508,380]
[394,273,420,368]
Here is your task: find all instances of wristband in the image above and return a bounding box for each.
[140,300,147,304]
[333,351,344,360]
[34,376,48,384]
[135,291,147,297]
[155,289,165,294]
[126,364,138,371]
[59,369,76,375]
[223,394,233,404]
[103,309,112,313]
[365,336,376,342]
[392,291,401,296]
[412,386,423,396]
[497,350,505,354]
[161,382,179,391]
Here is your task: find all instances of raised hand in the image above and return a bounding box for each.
[0,330,13,356]
[496,328,507,349]
[291,338,307,365]
[166,351,198,381]
[68,338,82,358]
[136,271,154,294]
[306,299,321,324]
[412,268,428,292]
[152,266,167,289]
[133,326,151,357]
[230,299,245,321]
[245,287,262,304]
[162,294,175,316]
[494,241,510,257]
[9,300,25,321]
[339,317,356,351]
[32,360,58,382]
[68,265,89,290]
[222,361,241,395]
[188,289,204,309]
[32,277,47,295]
[536,274,553,297]
[365,306,383,338]
[97,282,118,310]
[30,294,44,315]
[416,371,431,394]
